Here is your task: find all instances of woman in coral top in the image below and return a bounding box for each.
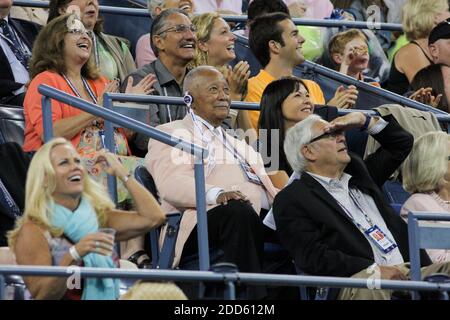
[24,14,156,204]
[23,13,154,154]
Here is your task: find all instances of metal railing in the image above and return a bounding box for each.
[14,0,404,31]
[38,84,211,273]
[2,264,450,300]
[106,94,450,123]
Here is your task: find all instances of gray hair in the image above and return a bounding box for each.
[148,0,165,18]
[284,114,322,173]
[150,8,189,56]
[183,65,221,93]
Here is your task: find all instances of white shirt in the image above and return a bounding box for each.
[192,113,269,209]
[308,172,404,266]
[0,16,30,95]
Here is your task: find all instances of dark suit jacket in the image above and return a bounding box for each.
[0,17,41,98]
[0,142,30,246]
[273,116,431,277]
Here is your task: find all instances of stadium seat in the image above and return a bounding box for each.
[407,212,450,300]
[134,166,181,269]
[0,104,25,145]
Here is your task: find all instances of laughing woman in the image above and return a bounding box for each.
[191,13,252,130]
[8,138,165,300]
[47,0,137,82]
[23,14,154,202]
[258,77,315,181]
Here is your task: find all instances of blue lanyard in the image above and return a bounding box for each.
[335,189,376,232]
[190,112,248,165]
[62,73,98,104]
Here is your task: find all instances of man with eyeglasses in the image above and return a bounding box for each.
[0,0,40,106]
[121,8,196,157]
[273,112,450,299]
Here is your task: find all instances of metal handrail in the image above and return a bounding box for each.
[13,0,404,31]
[38,85,207,159]
[38,84,211,274]
[107,94,450,123]
[1,264,450,300]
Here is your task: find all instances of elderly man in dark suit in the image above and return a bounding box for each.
[273,112,450,299]
[0,0,40,106]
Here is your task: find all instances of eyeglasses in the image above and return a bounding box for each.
[157,24,197,36]
[308,129,344,144]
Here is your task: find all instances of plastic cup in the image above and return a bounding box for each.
[98,228,116,256]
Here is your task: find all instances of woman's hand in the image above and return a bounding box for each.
[125,74,157,95]
[227,61,250,100]
[74,232,115,257]
[93,149,129,180]
[98,79,119,106]
[409,87,442,108]
[327,85,359,109]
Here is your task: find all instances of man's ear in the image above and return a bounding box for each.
[152,34,165,53]
[429,44,439,63]
[268,40,281,55]
[302,144,317,162]
[331,53,343,65]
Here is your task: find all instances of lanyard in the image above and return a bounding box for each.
[91,32,100,68]
[190,111,248,166]
[162,87,172,122]
[335,188,376,233]
[62,73,98,104]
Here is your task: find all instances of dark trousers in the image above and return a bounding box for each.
[181,199,264,273]
[180,200,266,299]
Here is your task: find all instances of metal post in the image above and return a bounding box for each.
[408,214,421,300]
[225,281,236,300]
[194,160,210,271]
[42,96,53,142]
[0,274,5,300]
[103,95,118,204]
[194,159,209,299]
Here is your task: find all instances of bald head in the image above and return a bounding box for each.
[183,65,224,93]
[183,66,230,127]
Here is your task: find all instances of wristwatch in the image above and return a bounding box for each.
[361,114,371,131]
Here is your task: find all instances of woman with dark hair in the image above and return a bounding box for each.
[258,77,315,178]
[47,0,138,82]
[410,64,449,113]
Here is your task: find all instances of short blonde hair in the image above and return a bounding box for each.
[191,12,221,68]
[402,0,449,41]
[8,138,114,249]
[402,131,450,193]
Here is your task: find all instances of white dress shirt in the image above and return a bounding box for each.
[308,172,404,266]
[192,113,269,209]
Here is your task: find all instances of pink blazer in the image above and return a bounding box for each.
[145,116,278,267]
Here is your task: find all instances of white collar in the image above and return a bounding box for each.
[308,172,352,190]
[193,113,222,135]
